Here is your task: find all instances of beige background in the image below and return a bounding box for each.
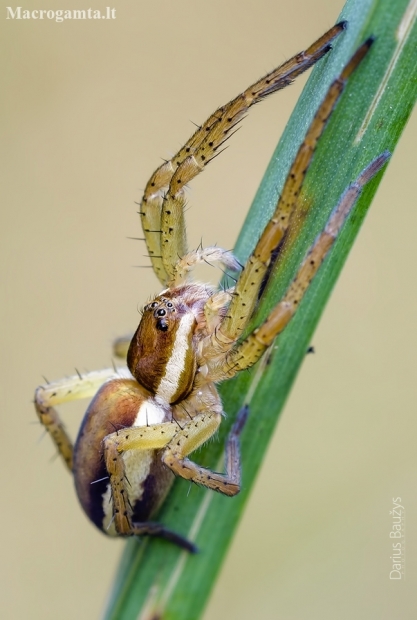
[1,0,415,618]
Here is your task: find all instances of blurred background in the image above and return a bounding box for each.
[1,0,415,618]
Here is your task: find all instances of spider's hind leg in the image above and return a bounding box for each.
[162,404,249,497]
[35,368,120,471]
[103,426,198,552]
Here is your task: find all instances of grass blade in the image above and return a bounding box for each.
[104,0,417,618]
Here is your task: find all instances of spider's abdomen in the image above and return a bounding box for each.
[73,378,173,535]
[127,296,198,404]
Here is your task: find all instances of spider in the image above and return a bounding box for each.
[35,22,389,553]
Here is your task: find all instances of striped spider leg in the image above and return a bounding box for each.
[35,25,388,552]
[139,21,347,286]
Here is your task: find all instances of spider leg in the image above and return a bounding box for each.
[140,22,347,284]
[105,407,246,499]
[168,245,241,287]
[113,335,132,360]
[35,368,123,470]
[208,38,375,358]
[103,421,200,551]
[130,523,198,553]
[218,152,390,379]
[162,406,248,496]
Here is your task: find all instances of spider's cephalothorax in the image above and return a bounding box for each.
[128,292,200,403]
[35,24,389,551]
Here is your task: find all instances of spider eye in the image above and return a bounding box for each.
[156,318,169,332]
[166,301,173,308]
[150,301,158,308]
[156,308,166,316]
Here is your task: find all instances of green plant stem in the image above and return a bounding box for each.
[104,0,417,618]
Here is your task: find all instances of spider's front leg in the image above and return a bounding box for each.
[140,22,347,285]
[224,152,390,376]
[206,37,376,365]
